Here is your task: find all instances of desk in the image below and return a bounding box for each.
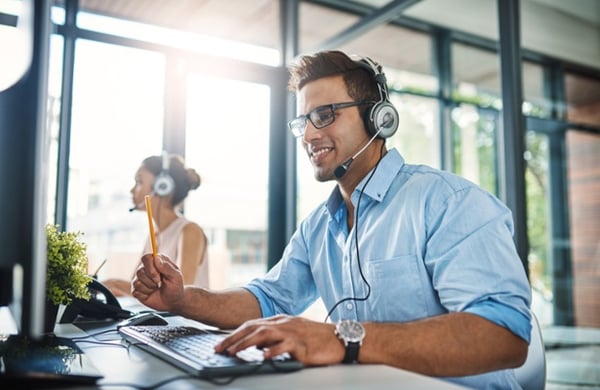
[542,325,600,387]
[53,317,466,390]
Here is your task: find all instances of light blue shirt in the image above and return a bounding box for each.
[246,148,532,389]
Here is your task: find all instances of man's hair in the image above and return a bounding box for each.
[287,50,380,108]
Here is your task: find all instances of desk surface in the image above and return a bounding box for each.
[2,306,464,389]
[55,317,465,389]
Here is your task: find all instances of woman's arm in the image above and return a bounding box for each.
[179,222,207,285]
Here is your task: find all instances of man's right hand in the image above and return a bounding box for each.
[131,253,185,312]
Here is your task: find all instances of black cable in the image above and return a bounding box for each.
[324,143,385,323]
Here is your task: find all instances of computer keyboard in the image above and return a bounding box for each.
[135,325,263,365]
[118,325,303,378]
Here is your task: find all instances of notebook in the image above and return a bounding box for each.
[118,325,303,378]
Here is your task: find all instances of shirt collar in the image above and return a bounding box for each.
[325,148,405,216]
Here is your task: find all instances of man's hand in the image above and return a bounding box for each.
[102,278,133,297]
[214,315,345,366]
[131,253,185,312]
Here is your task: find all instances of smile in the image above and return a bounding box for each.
[310,147,333,158]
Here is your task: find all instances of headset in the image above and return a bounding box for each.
[350,55,399,139]
[153,151,175,197]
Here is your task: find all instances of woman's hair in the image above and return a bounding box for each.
[142,154,201,206]
[287,50,380,118]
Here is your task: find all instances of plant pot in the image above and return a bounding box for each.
[44,301,60,334]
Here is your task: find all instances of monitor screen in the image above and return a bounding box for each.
[0,0,51,339]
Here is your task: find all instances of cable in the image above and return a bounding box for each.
[324,143,385,323]
[69,328,119,340]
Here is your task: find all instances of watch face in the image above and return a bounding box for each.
[337,320,365,343]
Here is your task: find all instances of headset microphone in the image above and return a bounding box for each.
[334,127,383,179]
[129,192,155,212]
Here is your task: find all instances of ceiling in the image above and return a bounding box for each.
[73,0,600,71]
[65,0,600,107]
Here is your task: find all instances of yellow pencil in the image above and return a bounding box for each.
[145,195,158,257]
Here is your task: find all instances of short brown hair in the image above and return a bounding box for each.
[287,50,380,105]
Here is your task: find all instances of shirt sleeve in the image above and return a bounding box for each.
[424,184,532,342]
[244,226,319,318]
[466,300,532,342]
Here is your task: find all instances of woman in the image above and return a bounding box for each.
[103,153,208,296]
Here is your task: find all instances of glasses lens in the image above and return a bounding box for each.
[310,106,335,129]
[289,117,306,137]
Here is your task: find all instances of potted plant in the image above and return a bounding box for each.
[45,224,92,332]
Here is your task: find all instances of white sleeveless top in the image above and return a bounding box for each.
[143,216,209,288]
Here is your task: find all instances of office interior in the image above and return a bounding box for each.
[1,0,599,388]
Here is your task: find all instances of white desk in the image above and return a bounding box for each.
[542,325,600,386]
[53,319,466,390]
[1,307,464,389]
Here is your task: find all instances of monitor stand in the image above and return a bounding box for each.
[0,333,103,387]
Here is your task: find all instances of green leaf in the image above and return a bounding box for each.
[46,224,92,306]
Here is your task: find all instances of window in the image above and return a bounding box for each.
[185,75,271,289]
[450,105,498,193]
[452,42,501,109]
[66,40,164,279]
[565,130,600,326]
[388,94,440,168]
[565,73,600,128]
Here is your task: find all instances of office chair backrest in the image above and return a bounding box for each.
[514,311,546,390]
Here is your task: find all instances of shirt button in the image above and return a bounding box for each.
[346,303,353,310]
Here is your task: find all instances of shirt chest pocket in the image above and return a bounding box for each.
[365,254,430,321]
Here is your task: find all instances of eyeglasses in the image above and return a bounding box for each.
[288,101,372,138]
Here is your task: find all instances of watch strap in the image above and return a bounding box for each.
[342,341,360,364]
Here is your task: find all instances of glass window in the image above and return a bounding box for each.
[338,24,436,95]
[388,94,440,168]
[185,75,270,290]
[525,131,552,324]
[298,2,359,54]
[565,130,600,327]
[450,104,498,194]
[522,61,551,118]
[452,42,501,109]
[74,0,279,66]
[565,73,600,128]
[50,1,64,25]
[66,40,164,280]
[526,127,600,329]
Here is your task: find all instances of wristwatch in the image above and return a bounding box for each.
[335,319,365,364]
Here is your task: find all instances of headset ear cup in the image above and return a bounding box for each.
[153,172,175,197]
[370,102,399,139]
[364,104,376,136]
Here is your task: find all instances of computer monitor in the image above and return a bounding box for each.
[0,0,50,339]
[1,3,103,384]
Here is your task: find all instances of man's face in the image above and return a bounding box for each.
[296,75,369,182]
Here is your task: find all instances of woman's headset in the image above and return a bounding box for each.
[153,151,175,197]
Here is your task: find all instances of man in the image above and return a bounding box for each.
[132,50,532,388]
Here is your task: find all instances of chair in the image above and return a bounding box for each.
[514,311,546,390]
